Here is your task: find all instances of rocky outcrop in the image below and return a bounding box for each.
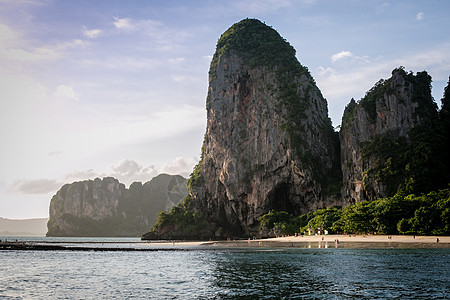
[188,19,342,238]
[47,174,188,236]
[340,68,438,202]
[143,20,448,241]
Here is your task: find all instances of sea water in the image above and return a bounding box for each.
[0,238,449,299]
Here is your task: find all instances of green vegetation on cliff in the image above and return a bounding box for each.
[358,70,447,197]
[259,188,450,236]
[211,18,297,71]
[344,67,437,126]
[143,196,211,240]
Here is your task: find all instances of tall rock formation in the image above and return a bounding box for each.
[143,20,448,240]
[340,68,439,202]
[189,19,341,237]
[47,174,188,236]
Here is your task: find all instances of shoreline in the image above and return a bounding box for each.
[262,234,449,244]
[1,235,448,251]
[153,234,450,249]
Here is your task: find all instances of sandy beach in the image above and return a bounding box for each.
[144,234,450,249]
[1,235,448,251]
[264,234,450,244]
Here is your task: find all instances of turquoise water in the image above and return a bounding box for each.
[0,238,449,299]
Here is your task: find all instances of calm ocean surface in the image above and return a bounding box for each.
[0,237,449,299]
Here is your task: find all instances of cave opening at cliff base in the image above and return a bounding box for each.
[267,183,296,215]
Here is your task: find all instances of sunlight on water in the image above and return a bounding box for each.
[0,245,449,299]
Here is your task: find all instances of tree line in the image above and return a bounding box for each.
[259,188,450,236]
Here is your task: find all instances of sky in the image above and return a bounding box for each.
[1,0,449,219]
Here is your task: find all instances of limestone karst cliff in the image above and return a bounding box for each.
[340,68,445,202]
[143,19,449,240]
[192,19,343,237]
[146,19,342,239]
[47,174,187,236]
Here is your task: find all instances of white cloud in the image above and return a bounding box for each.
[331,51,370,64]
[0,23,17,46]
[110,159,158,185]
[105,104,205,145]
[416,12,424,21]
[64,156,196,187]
[0,24,88,63]
[7,179,62,194]
[110,16,185,51]
[160,157,196,177]
[111,159,142,177]
[113,17,134,30]
[82,26,102,38]
[331,51,353,62]
[315,43,450,126]
[65,169,100,181]
[53,85,79,101]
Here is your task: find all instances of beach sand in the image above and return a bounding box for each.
[2,235,448,251]
[144,235,450,249]
[265,234,449,244]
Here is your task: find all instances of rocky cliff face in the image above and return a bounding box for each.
[340,68,437,202]
[189,19,341,237]
[143,20,448,240]
[47,174,187,236]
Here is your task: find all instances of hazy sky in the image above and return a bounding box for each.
[1,0,449,219]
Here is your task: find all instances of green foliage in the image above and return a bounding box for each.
[360,78,386,123]
[151,195,207,236]
[439,77,450,187]
[360,120,447,196]
[260,189,450,236]
[341,98,357,128]
[187,135,206,191]
[258,210,292,231]
[357,67,436,125]
[187,161,204,190]
[394,189,450,235]
[336,189,450,235]
[258,207,342,236]
[211,18,297,71]
[337,201,377,234]
[303,207,342,233]
[258,210,307,236]
[360,135,408,196]
[357,69,447,197]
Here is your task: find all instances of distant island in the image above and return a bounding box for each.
[46,174,188,237]
[143,19,450,240]
[0,217,48,236]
